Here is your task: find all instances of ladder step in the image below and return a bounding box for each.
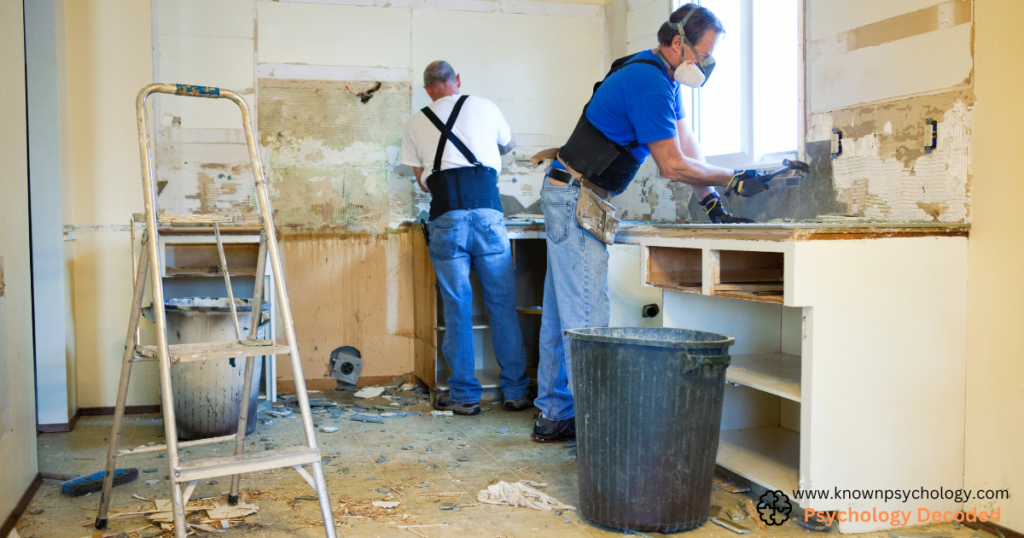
[117,434,237,457]
[134,341,291,363]
[173,446,320,483]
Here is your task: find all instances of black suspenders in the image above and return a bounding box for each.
[420,95,482,173]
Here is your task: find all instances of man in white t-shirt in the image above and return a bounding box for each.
[401,61,531,416]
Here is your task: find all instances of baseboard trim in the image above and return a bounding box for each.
[964,516,1023,538]
[80,405,161,416]
[36,408,82,433]
[276,374,415,394]
[0,472,42,538]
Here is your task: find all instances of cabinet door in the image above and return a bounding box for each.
[608,244,663,328]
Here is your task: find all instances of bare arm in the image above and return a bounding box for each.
[676,119,715,200]
[648,126,734,188]
[414,167,429,193]
[498,133,517,156]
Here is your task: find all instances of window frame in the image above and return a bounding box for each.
[677,0,805,170]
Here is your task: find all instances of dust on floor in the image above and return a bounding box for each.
[26,390,977,538]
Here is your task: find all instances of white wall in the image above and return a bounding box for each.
[0,0,42,521]
[965,0,1024,532]
[66,0,158,408]
[25,0,75,428]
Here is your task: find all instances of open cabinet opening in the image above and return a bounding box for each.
[647,247,702,292]
[712,250,784,303]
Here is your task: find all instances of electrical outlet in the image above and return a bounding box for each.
[924,119,938,153]
[830,129,843,157]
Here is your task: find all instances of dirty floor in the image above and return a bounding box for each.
[24,390,976,538]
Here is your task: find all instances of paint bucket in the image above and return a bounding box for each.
[568,327,734,533]
[150,298,270,440]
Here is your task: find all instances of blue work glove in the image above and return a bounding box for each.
[725,169,771,198]
[700,192,752,224]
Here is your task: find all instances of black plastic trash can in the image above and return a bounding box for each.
[568,327,734,533]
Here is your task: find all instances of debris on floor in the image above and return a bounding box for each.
[372,501,401,509]
[711,517,751,534]
[354,386,386,399]
[713,475,750,493]
[477,480,576,512]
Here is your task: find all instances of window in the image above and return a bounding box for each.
[680,0,800,169]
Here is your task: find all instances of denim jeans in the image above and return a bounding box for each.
[429,208,530,404]
[534,177,610,421]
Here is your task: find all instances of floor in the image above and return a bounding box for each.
[23,389,974,538]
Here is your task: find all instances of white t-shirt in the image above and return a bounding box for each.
[401,94,512,182]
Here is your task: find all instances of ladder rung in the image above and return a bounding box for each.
[117,434,237,457]
[173,446,320,483]
[134,341,291,363]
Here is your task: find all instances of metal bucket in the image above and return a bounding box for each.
[150,298,270,440]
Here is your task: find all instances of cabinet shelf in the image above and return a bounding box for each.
[718,426,799,495]
[435,315,489,331]
[727,353,801,402]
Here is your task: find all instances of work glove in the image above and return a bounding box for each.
[701,192,752,224]
[725,169,771,198]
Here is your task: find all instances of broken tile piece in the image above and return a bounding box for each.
[497,428,508,434]
[448,462,460,467]
[354,386,386,399]
[402,445,413,450]
[372,501,400,509]
[319,426,338,433]
[457,456,469,462]
[377,487,392,494]
[431,411,454,417]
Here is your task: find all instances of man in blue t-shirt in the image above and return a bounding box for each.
[530,3,786,442]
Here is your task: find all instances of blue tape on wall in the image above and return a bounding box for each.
[175,84,220,97]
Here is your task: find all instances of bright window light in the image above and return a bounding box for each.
[679,0,799,167]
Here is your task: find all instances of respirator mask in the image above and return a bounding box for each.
[666,9,716,88]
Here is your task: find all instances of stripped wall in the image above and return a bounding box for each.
[805,0,975,223]
[606,0,977,224]
[146,0,608,385]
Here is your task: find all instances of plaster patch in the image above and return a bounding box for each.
[830,98,972,222]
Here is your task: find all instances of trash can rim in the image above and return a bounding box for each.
[565,327,734,349]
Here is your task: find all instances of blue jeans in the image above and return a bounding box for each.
[429,208,530,404]
[534,177,610,421]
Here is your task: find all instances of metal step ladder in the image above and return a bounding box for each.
[94,84,336,538]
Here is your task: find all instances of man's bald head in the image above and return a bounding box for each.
[423,61,461,102]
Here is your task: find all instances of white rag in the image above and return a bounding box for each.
[477,480,576,511]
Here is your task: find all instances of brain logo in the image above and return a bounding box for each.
[757,490,792,526]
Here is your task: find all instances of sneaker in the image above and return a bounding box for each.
[531,414,576,443]
[503,398,533,412]
[433,393,480,416]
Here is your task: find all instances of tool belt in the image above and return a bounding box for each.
[534,150,620,246]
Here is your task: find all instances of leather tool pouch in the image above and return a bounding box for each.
[575,185,620,245]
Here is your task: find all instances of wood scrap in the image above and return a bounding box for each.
[713,475,750,493]
[744,498,768,530]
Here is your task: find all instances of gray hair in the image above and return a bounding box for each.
[423,61,457,87]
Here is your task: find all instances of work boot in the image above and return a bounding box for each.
[531,414,575,443]
[503,398,533,412]
[433,393,480,416]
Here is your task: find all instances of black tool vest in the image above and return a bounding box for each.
[558,53,668,195]
[422,95,503,221]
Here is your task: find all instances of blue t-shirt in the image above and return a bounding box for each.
[554,50,684,172]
